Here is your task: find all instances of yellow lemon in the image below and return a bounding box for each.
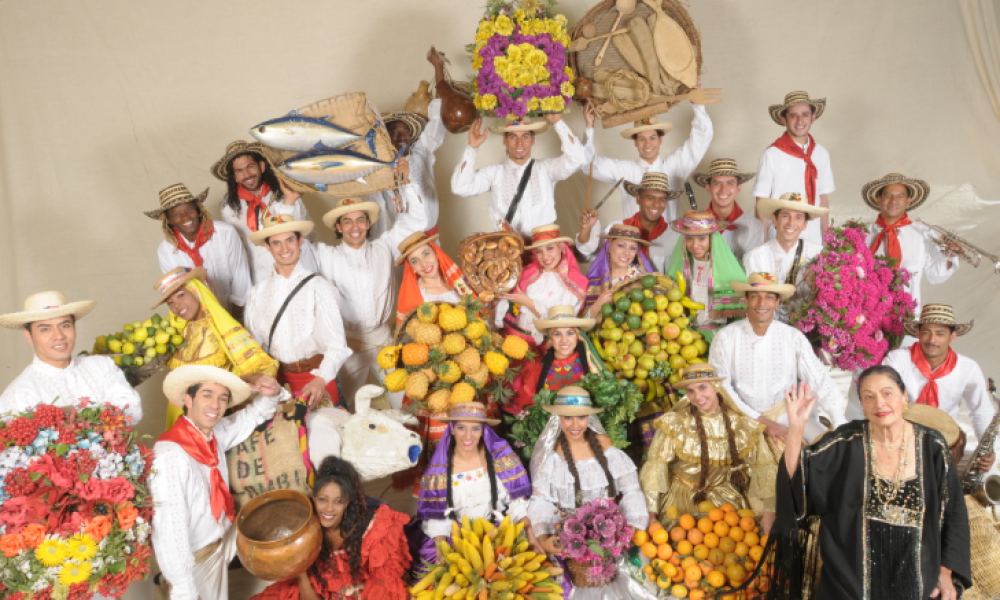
[142,319,153,328]
[122,342,136,355]
[155,344,168,355]
[132,328,148,343]
[170,335,184,346]
[145,348,157,359]
[122,324,134,332]
[107,339,123,353]
[143,338,156,348]
[132,321,142,329]
[133,356,144,366]
[112,356,122,366]
[154,332,171,345]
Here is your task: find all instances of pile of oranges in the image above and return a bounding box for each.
[632,502,770,599]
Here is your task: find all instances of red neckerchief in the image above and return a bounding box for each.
[159,416,234,522]
[869,213,912,263]
[237,182,272,232]
[173,221,214,268]
[770,132,818,205]
[910,343,958,408]
[707,201,744,232]
[623,213,667,259]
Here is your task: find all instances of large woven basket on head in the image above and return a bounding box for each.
[258,92,398,197]
[457,232,525,297]
[570,0,702,128]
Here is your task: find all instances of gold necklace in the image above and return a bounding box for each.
[870,425,909,504]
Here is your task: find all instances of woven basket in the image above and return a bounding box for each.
[608,272,675,297]
[570,0,702,128]
[564,557,615,588]
[964,495,1000,599]
[457,232,525,295]
[258,92,398,197]
[115,352,171,388]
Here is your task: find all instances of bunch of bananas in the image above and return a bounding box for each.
[409,515,564,600]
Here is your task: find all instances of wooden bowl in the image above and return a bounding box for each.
[235,489,322,581]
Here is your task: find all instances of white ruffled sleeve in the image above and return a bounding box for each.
[527,453,563,536]
[605,447,650,531]
[150,443,199,600]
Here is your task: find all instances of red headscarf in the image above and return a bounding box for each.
[396,242,474,324]
[707,201,744,233]
[518,242,588,302]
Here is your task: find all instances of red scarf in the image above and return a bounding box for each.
[770,132,818,205]
[707,201,744,232]
[237,182,272,232]
[623,214,667,259]
[869,213,912,263]
[910,343,958,408]
[173,221,213,268]
[159,416,234,522]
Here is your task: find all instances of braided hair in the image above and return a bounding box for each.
[222,151,284,214]
[446,430,498,515]
[557,428,617,507]
[534,340,588,395]
[690,395,749,505]
[313,456,374,583]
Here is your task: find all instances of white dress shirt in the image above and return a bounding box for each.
[450,120,585,237]
[150,391,285,600]
[495,271,583,345]
[157,220,252,310]
[742,237,823,322]
[1,355,142,422]
[582,104,713,218]
[422,468,530,538]
[716,206,766,264]
[221,191,318,284]
[709,319,846,426]
[865,219,958,311]
[845,348,994,438]
[752,140,834,246]
[576,218,680,273]
[244,263,352,384]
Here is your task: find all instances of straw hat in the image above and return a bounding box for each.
[534,305,596,332]
[624,172,681,199]
[383,111,427,141]
[525,224,572,250]
[248,214,315,247]
[757,192,830,221]
[692,158,756,187]
[904,404,961,447]
[768,91,826,126]
[731,272,795,301]
[211,140,266,182]
[903,303,973,337]
[395,231,441,266]
[670,210,728,235]
[436,402,500,426]
[672,363,725,389]
[163,365,253,408]
[861,173,931,211]
[598,224,650,246]
[542,386,603,416]
[151,266,207,309]
[144,183,210,219]
[490,117,549,134]
[0,291,96,330]
[321,197,381,230]
[620,115,673,139]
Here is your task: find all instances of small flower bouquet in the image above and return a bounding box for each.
[790,220,917,370]
[558,497,632,587]
[467,0,575,119]
[0,401,153,599]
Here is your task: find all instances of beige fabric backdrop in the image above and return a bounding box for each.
[1,1,999,598]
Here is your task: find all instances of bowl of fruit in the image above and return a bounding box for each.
[88,312,186,387]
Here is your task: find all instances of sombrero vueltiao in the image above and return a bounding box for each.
[623,172,681,199]
[144,183,210,219]
[903,303,973,337]
[598,224,650,246]
[670,210,728,235]
[768,91,826,126]
[542,386,603,416]
[692,158,756,188]
[211,140,266,182]
[395,231,441,266]
[525,224,573,250]
[861,173,931,211]
[248,214,315,247]
[757,192,830,221]
[534,305,596,332]
[163,364,253,408]
[490,117,549,135]
[151,266,208,309]
[383,111,427,141]
[322,197,381,230]
[0,291,97,330]
[435,402,500,426]
[620,115,673,139]
[731,272,796,301]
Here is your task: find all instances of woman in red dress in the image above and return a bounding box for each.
[252,456,411,600]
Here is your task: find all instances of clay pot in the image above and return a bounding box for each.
[236,489,322,581]
[574,77,594,101]
[432,53,477,134]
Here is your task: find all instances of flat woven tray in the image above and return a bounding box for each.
[457,232,524,295]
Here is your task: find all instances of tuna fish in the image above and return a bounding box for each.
[249,110,377,155]
[278,144,407,192]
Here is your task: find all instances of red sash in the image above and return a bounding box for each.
[708,201,744,233]
[623,214,667,259]
[869,213,912,263]
[910,343,958,408]
[173,222,213,268]
[159,416,234,522]
[237,182,272,232]
[770,132,818,205]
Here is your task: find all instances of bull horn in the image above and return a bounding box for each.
[354,385,384,416]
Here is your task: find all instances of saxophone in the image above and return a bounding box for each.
[962,378,1000,506]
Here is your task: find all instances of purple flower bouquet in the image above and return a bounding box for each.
[557,497,632,587]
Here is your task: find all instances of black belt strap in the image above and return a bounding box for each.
[786,239,805,285]
[267,273,318,351]
[503,159,536,226]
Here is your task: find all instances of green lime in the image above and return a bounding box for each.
[611,310,626,325]
[642,274,656,289]
[120,354,134,367]
[626,314,643,330]
[641,298,657,312]
[600,303,614,318]
[151,313,162,325]
[629,289,645,303]
[615,296,632,312]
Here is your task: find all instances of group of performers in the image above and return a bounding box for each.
[1,51,996,600]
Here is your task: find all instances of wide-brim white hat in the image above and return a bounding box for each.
[248,215,315,247]
[757,192,830,221]
[163,365,253,408]
[731,272,796,301]
[321,198,381,230]
[542,385,603,416]
[489,117,549,134]
[534,305,596,332]
[620,115,673,139]
[0,291,96,329]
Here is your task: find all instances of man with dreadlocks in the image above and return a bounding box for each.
[639,364,778,533]
[251,455,411,600]
[212,140,319,284]
[145,183,251,316]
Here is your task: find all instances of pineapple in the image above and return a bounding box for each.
[405,371,430,400]
[419,366,438,384]
[450,382,476,405]
[485,351,509,376]
[501,335,529,360]
[475,335,494,353]
[442,333,467,355]
[377,345,401,370]
[455,347,482,375]
[409,321,442,345]
[384,369,409,392]
[439,306,468,332]
[438,360,462,384]
[426,389,451,413]
[463,319,488,340]
[402,343,430,366]
[405,318,422,339]
[469,363,490,389]
[417,302,440,324]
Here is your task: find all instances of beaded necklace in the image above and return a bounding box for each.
[869,423,910,504]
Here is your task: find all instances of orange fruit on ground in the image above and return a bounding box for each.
[720,503,736,513]
[652,528,670,545]
[641,542,658,558]
[697,517,714,534]
[718,536,736,553]
[707,570,727,588]
[633,530,650,546]
[728,525,745,543]
[735,542,750,558]
[724,511,741,527]
[670,526,687,542]
[698,561,714,576]
[749,545,765,562]
[669,555,682,566]
[676,540,694,556]
[657,543,674,560]
[648,571,658,582]
[757,574,771,592]
[693,544,710,560]
[643,564,654,575]
[681,556,699,570]
[671,567,686,582]
[656,574,671,589]
[713,521,731,537]
[744,531,760,547]
[687,528,704,545]
[690,590,707,600]
[679,514,697,530]
[727,563,746,583]
[722,552,739,567]
[662,562,678,578]
[671,584,689,598]
[759,534,769,547]
[708,508,725,522]
[685,565,702,581]
[708,548,726,566]
[685,579,701,590]
[740,516,757,532]
[649,521,664,532]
